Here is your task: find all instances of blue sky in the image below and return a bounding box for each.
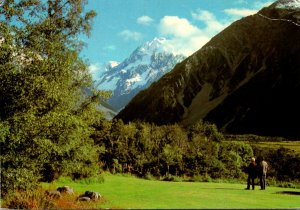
[82,0,275,73]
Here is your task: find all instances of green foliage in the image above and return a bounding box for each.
[94,119,300,183]
[74,175,105,185]
[253,146,300,181]
[188,120,224,142]
[55,174,105,185]
[1,168,41,196]
[95,120,299,184]
[187,173,213,182]
[143,172,157,181]
[96,120,254,181]
[161,175,183,182]
[277,182,298,189]
[218,141,253,178]
[0,0,104,196]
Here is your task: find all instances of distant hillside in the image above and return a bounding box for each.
[116,0,300,139]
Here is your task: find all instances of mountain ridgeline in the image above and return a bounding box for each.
[116,0,300,139]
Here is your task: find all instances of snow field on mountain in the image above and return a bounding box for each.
[277,0,300,9]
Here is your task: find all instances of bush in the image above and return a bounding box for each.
[253,147,300,181]
[3,189,55,209]
[3,188,105,209]
[74,175,105,185]
[218,141,253,178]
[187,174,212,182]
[201,173,212,182]
[161,175,183,182]
[277,182,298,189]
[0,167,40,197]
[144,172,157,181]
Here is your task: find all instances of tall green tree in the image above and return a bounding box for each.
[0,0,106,195]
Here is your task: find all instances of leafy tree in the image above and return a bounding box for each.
[161,125,186,176]
[219,141,253,178]
[132,122,155,175]
[0,0,106,195]
[188,120,224,142]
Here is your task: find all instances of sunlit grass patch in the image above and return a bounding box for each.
[42,173,300,209]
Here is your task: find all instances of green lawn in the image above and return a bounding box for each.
[44,173,300,209]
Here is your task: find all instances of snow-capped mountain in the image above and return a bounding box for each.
[95,37,186,111]
[276,0,300,9]
[90,61,120,84]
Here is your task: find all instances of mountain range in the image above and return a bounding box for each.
[95,38,185,111]
[116,0,300,139]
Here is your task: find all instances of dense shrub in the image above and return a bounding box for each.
[97,120,254,180]
[3,189,55,210]
[219,141,253,178]
[2,187,105,209]
[253,146,300,181]
[96,119,299,184]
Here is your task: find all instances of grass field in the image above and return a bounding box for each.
[225,135,300,154]
[251,141,300,153]
[43,173,300,209]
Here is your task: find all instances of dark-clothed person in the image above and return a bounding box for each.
[246,157,257,190]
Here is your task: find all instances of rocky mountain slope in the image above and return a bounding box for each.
[116,0,300,139]
[95,38,185,111]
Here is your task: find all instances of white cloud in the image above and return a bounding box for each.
[171,36,211,56]
[89,62,117,81]
[158,16,200,38]
[89,63,103,80]
[157,2,276,57]
[223,1,275,20]
[192,10,227,35]
[119,30,142,41]
[224,8,258,17]
[89,63,101,73]
[157,12,228,56]
[155,1,276,57]
[137,16,154,25]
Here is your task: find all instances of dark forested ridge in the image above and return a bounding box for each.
[116,0,300,139]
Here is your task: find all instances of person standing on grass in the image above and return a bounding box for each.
[258,157,268,190]
[246,157,257,190]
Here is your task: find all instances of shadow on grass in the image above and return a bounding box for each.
[193,187,244,191]
[214,188,245,191]
[277,191,300,196]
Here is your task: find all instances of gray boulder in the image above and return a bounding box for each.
[45,190,61,199]
[77,196,91,202]
[57,186,74,194]
[84,191,101,201]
